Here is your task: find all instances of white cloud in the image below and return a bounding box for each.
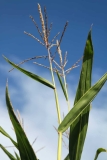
[0,63,107,160]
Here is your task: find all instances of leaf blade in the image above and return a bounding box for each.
[5,82,38,160]
[58,72,107,133]
[56,71,68,101]
[0,126,18,149]
[0,144,17,160]
[94,148,107,160]
[14,151,21,160]
[69,29,93,160]
[3,55,55,89]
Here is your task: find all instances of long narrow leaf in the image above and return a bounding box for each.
[56,71,68,101]
[5,82,38,160]
[3,55,55,89]
[0,144,17,160]
[14,151,21,160]
[94,148,107,160]
[0,126,18,149]
[69,30,93,160]
[58,72,107,132]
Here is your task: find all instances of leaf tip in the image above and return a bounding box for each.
[6,79,8,88]
[2,54,5,58]
[2,55,8,62]
[90,23,93,31]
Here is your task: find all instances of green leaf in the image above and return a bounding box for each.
[5,82,38,160]
[0,144,17,160]
[0,126,18,149]
[64,154,70,160]
[69,30,93,160]
[94,148,107,160]
[3,55,55,89]
[14,151,21,160]
[56,71,68,101]
[58,72,107,133]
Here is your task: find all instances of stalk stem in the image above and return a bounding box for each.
[57,132,62,160]
[48,47,62,160]
[48,48,61,124]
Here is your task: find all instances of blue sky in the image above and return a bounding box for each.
[0,1,107,160]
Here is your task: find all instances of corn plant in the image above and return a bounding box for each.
[0,3,107,160]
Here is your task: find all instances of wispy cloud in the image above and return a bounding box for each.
[0,62,107,160]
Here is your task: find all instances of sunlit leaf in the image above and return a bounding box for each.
[0,144,17,160]
[58,72,107,133]
[69,29,93,160]
[94,148,107,160]
[0,126,18,149]
[3,55,55,89]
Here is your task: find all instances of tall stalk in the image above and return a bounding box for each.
[48,47,62,160]
[8,4,70,159]
[1,4,107,160]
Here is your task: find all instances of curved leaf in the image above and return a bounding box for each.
[58,72,107,132]
[5,82,38,160]
[0,126,18,149]
[94,148,107,160]
[0,144,17,160]
[3,55,55,89]
[14,152,21,160]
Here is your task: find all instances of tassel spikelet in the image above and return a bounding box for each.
[38,3,45,35]
[59,21,69,46]
[53,59,62,69]
[63,51,68,67]
[65,56,83,74]
[38,3,48,47]
[24,31,45,46]
[48,22,53,38]
[9,55,48,72]
[33,61,61,74]
[29,15,43,39]
[44,7,48,44]
[52,21,68,60]
[51,32,60,44]
[56,40,63,66]
[10,4,81,78]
